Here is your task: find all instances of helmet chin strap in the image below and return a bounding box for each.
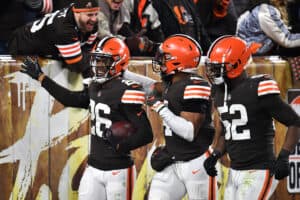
[212,63,225,85]
[93,71,122,84]
[223,82,228,107]
[161,72,174,84]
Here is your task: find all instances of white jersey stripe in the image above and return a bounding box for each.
[258,80,280,96]
[59,45,81,53]
[56,42,82,57]
[60,49,81,58]
[184,95,210,100]
[87,33,98,44]
[56,41,81,49]
[121,90,145,104]
[184,85,211,99]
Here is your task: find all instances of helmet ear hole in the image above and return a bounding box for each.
[155,34,202,75]
[232,62,239,69]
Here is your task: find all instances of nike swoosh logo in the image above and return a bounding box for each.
[137,110,143,117]
[112,171,121,176]
[192,169,200,174]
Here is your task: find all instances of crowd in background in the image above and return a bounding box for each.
[0,0,299,56]
[2,0,300,200]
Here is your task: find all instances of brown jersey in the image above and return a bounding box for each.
[212,75,285,170]
[8,6,98,74]
[41,76,153,170]
[163,75,214,161]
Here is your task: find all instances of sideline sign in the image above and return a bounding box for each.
[287,89,300,193]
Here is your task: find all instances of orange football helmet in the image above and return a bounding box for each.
[153,34,202,76]
[90,36,130,83]
[205,35,260,85]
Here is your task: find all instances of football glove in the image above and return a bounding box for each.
[103,128,119,150]
[273,149,290,180]
[151,146,174,172]
[203,150,221,177]
[20,56,44,80]
[146,85,165,113]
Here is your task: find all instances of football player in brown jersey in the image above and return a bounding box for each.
[124,34,217,200]
[203,35,300,200]
[20,36,153,200]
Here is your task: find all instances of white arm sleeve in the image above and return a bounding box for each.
[123,70,157,95]
[159,107,194,142]
[259,4,300,48]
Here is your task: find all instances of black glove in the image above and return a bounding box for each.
[203,150,221,177]
[103,128,119,150]
[146,85,165,113]
[274,149,290,180]
[20,57,43,80]
[151,146,174,172]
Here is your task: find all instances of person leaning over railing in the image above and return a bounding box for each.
[8,0,100,78]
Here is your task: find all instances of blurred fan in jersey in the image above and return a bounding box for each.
[8,0,100,78]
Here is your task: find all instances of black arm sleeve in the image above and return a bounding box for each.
[259,94,300,127]
[41,76,90,109]
[117,104,153,152]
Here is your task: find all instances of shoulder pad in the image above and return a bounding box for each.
[121,79,142,89]
[189,76,209,84]
[121,87,145,105]
[183,84,211,100]
[257,76,280,96]
[251,74,272,80]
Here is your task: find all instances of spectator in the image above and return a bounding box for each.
[8,0,100,78]
[125,34,217,199]
[287,0,300,33]
[195,0,238,45]
[97,0,164,56]
[0,0,44,54]
[20,37,153,200]
[232,0,250,17]
[124,0,165,56]
[51,0,75,11]
[203,35,300,199]
[152,0,212,54]
[236,0,300,56]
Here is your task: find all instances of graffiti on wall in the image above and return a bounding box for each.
[0,58,89,200]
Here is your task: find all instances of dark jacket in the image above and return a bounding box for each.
[152,0,211,54]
